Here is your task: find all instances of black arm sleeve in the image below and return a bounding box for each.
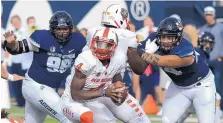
[5,39,31,55]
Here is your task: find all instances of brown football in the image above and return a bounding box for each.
[111,81,128,105]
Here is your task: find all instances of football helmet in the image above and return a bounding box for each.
[101,4,130,30]
[90,28,118,60]
[157,17,184,53]
[198,31,215,53]
[49,11,73,45]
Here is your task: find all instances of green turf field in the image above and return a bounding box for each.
[8,106,207,123]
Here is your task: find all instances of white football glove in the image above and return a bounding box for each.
[145,38,159,54]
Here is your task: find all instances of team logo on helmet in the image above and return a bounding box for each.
[176,21,183,31]
[121,8,128,20]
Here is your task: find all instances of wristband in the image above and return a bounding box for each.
[7,74,14,81]
[102,86,107,97]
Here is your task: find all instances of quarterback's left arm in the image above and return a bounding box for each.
[71,68,102,101]
[141,52,194,68]
[71,69,124,101]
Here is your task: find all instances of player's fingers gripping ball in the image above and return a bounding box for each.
[111,81,128,105]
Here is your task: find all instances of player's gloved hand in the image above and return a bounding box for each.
[145,38,159,54]
[3,31,17,44]
[102,84,125,102]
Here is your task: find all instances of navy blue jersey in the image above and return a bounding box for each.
[194,48,209,65]
[28,30,86,88]
[138,32,210,86]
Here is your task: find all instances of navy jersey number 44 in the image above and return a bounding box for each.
[139,32,210,86]
[28,30,86,88]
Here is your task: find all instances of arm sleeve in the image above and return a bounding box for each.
[4,37,39,55]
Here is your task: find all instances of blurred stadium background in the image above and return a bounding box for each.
[1,0,223,123]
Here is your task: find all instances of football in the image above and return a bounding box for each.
[111,81,128,105]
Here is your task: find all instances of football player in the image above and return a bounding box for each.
[61,4,151,123]
[3,11,86,123]
[62,28,151,123]
[176,31,222,123]
[137,17,216,123]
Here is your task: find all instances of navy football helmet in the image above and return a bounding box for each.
[198,31,215,53]
[157,17,184,53]
[49,11,73,45]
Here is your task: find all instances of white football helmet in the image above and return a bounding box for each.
[90,28,118,60]
[101,4,130,30]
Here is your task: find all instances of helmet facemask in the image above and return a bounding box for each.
[90,36,117,60]
[198,32,215,54]
[52,26,72,42]
[156,17,183,53]
[157,31,182,53]
[49,11,73,45]
[202,40,215,53]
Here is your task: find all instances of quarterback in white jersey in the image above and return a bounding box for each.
[62,27,150,123]
[61,4,151,123]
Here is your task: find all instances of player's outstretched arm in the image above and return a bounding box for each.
[127,47,148,75]
[141,53,194,68]
[3,31,38,55]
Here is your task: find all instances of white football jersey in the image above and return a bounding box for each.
[76,49,127,90]
[62,49,127,102]
[63,27,138,101]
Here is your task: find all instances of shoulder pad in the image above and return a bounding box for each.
[170,39,194,57]
[30,30,51,50]
[75,50,96,75]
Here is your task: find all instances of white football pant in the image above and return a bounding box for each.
[61,93,151,123]
[177,92,222,123]
[22,74,71,123]
[162,71,216,123]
